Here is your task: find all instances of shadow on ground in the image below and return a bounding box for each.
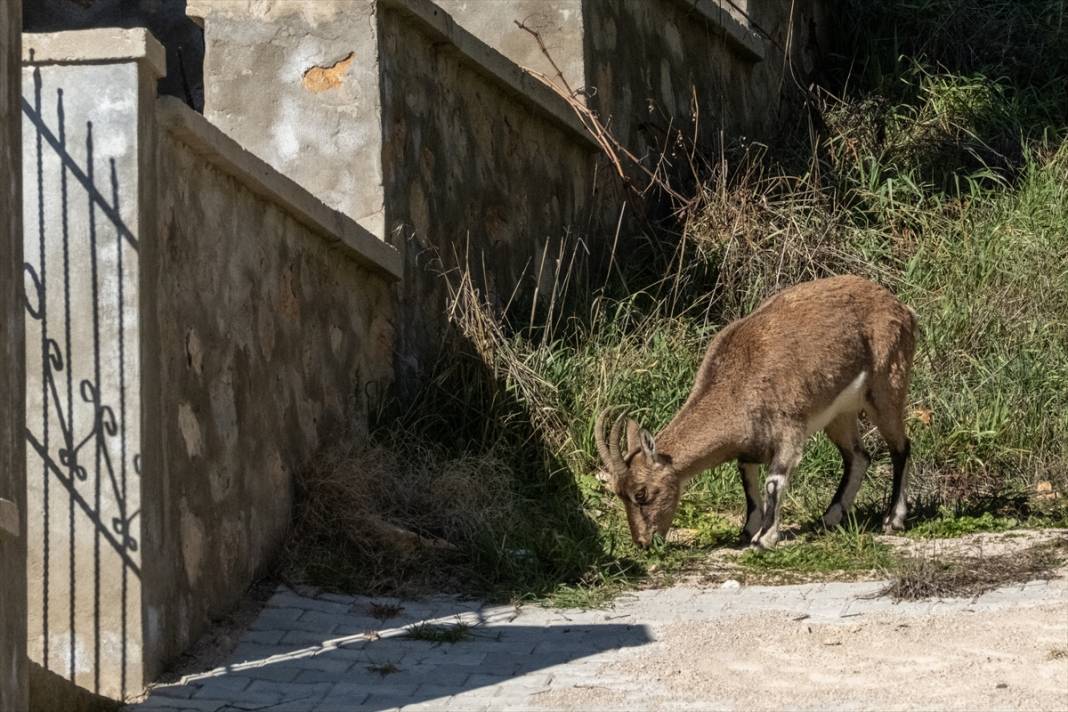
[128,586,651,711]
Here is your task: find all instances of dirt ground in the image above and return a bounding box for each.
[534,599,1068,711]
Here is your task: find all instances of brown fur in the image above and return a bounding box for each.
[596,275,917,548]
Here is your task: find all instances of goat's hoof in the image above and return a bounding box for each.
[750,529,779,550]
[882,516,905,533]
[822,505,844,529]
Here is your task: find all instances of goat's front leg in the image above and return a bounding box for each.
[738,462,763,544]
[752,445,803,550]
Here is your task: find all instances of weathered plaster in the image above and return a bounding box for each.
[436,0,587,93]
[1,0,27,708]
[189,0,387,236]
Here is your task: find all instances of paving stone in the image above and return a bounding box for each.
[235,664,303,683]
[360,694,417,710]
[230,641,301,663]
[131,575,1067,712]
[299,610,383,634]
[190,676,252,697]
[240,628,287,645]
[313,700,371,712]
[252,606,305,625]
[132,699,227,711]
[270,591,355,614]
[329,681,419,698]
[293,669,355,684]
[246,679,333,701]
[146,685,199,699]
[282,629,337,646]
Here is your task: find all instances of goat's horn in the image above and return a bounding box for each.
[595,408,628,477]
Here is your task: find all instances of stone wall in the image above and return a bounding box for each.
[20,29,400,699]
[377,0,612,378]
[141,98,398,678]
[0,0,27,707]
[584,0,824,159]
[430,0,824,166]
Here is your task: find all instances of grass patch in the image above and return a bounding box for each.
[907,512,1021,539]
[879,539,1068,601]
[404,622,475,644]
[738,529,896,579]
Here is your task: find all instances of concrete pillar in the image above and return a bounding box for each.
[21,30,165,701]
[1,0,28,709]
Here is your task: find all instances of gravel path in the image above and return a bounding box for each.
[127,563,1068,711]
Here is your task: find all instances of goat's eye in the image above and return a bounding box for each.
[633,487,648,505]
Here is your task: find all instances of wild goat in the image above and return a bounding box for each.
[594,275,917,549]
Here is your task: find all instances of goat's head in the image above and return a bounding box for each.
[594,409,680,548]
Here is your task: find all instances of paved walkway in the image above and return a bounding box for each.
[128,574,1068,711]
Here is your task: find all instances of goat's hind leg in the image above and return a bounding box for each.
[752,444,803,550]
[738,461,763,544]
[822,413,870,528]
[868,401,911,532]
[869,326,916,532]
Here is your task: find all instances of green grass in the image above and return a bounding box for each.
[285,0,1068,604]
[738,528,896,577]
[907,512,1021,539]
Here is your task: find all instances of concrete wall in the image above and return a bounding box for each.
[141,98,397,677]
[187,0,385,237]
[1,0,27,709]
[21,30,162,700]
[20,29,401,699]
[436,0,587,93]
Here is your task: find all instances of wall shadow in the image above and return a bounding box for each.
[133,588,653,711]
[23,0,204,111]
[21,63,141,699]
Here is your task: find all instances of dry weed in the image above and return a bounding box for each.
[879,538,1068,601]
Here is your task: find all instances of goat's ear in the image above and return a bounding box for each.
[639,429,657,459]
[625,419,642,458]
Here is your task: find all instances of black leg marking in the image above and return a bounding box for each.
[739,462,762,543]
[888,439,910,507]
[829,445,853,508]
[884,438,911,527]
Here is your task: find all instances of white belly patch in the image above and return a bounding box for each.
[805,372,868,436]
